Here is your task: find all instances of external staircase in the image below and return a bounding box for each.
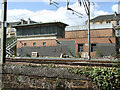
[6,38,17,57]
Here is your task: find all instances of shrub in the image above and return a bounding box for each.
[67,66,120,90]
[75,52,81,58]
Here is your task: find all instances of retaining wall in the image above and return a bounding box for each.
[2,63,98,89]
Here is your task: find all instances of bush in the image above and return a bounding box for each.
[75,52,81,58]
[67,66,120,90]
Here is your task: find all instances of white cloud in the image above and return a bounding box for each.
[112,4,118,13]
[7,0,120,2]
[4,2,109,26]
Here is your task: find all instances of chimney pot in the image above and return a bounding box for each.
[28,18,31,24]
[20,19,24,24]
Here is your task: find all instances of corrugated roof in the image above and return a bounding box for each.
[65,23,114,31]
[12,22,68,28]
[90,14,120,22]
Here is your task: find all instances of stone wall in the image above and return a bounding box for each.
[2,63,98,89]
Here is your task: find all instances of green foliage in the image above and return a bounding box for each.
[116,53,120,59]
[75,52,81,58]
[14,77,19,81]
[67,66,120,90]
[56,78,60,87]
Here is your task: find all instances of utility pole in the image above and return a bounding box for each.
[87,1,90,60]
[80,0,91,60]
[1,0,7,64]
[67,0,91,60]
[78,0,91,60]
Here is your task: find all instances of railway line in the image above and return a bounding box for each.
[6,57,120,67]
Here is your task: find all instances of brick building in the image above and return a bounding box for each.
[13,22,69,57]
[13,22,117,58]
[62,23,117,58]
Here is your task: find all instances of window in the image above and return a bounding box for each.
[33,42,36,46]
[106,21,111,24]
[24,43,27,46]
[78,44,84,52]
[10,28,15,32]
[91,44,96,52]
[116,21,119,26]
[43,42,46,46]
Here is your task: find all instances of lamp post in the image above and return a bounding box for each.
[1,0,7,64]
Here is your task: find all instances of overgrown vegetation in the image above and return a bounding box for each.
[56,78,60,87]
[75,52,81,58]
[67,66,120,90]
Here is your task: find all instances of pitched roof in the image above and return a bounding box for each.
[90,14,120,22]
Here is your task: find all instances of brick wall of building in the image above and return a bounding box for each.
[17,39,57,48]
[58,37,116,57]
[65,29,114,38]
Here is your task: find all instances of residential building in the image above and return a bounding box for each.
[89,13,120,36]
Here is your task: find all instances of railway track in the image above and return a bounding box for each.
[6,57,120,67]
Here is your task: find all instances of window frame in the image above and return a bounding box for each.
[43,42,46,46]
[33,42,36,46]
[91,44,96,52]
[77,44,84,52]
[24,43,27,47]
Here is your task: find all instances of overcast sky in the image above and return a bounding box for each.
[0,0,119,26]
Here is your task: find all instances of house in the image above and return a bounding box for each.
[88,2,120,38]
[89,13,120,37]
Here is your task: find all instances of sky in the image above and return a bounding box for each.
[0,0,120,26]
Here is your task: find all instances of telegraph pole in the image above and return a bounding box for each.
[81,0,91,60]
[1,0,7,64]
[52,0,91,60]
[87,1,90,60]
